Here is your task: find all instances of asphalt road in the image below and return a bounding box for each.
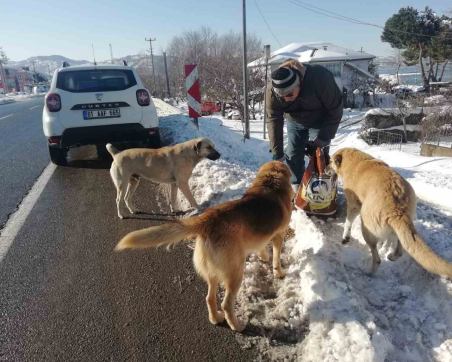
[0,100,257,361]
[0,96,49,228]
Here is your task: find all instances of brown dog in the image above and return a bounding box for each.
[115,161,293,331]
[330,147,452,278]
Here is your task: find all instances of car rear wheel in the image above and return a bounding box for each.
[96,144,112,161]
[147,133,161,148]
[49,146,67,166]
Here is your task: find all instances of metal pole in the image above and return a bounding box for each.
[145,37,157,91]
[263,44,270,139]
[91,44,97,65]
[109,43,114,64]
[163,52,171,98]
[242,0,250,139]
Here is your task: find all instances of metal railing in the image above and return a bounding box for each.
[423,124,452,148]
[360,129,403,150]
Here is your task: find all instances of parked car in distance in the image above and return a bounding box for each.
[42,63,160,165]
[227,110,240,120]
[33,84,49,94]
[201,101,221,116]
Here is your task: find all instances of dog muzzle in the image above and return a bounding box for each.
[207,151,221,160]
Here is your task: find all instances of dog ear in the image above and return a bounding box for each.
[194,140,202,154]
[334,154,342,167]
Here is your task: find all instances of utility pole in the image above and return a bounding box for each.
[163,51,171,98]
[109,43,114,64]
[242,0,250,139]
[91,43,97,65]
[145,37,157,91]
[263,44,271,139]
[31,59,37,85]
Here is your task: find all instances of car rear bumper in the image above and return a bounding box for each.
[48,124,159,148]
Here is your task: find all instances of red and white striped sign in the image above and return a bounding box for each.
[184,64,201,118]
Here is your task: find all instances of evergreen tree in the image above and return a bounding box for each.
[381,7,451,90]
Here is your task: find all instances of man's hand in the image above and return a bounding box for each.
[305,138,330,156]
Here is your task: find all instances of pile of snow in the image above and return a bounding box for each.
[379,73,399,85]
[0,94,16,105]
[153,98,452,362]
[393,84,425,93]
[425,95,447,105]
[0,93,40,104]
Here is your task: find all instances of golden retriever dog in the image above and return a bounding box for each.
[115,161,293,331]
[106,137,220,218]
[330,147,452,278]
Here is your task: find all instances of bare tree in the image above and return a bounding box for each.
[0,47,9,93]
[166,27,264,121]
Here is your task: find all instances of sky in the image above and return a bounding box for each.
[1,0,451,61]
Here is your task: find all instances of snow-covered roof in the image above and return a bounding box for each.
[248,42,375,67]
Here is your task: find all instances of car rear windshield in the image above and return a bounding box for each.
[56,69,137,92]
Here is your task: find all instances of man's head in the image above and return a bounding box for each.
[271,66,300,102]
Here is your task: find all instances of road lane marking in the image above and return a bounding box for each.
[0,163,56,262]
[30,105,41,110]
[0,114,13,120]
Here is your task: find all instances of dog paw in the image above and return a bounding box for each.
[209,311,225,325]
[387,252,401,261]
[273,267,286,279]
[341,236,350,244]
[258,250,270,262]
[227,318,246,332]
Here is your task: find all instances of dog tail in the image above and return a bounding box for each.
[389,215,452,278]
[114,220,196,251]
[106,143,119,158]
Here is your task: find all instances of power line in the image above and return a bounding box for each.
[254,0,282,47]
[287,0,452,40]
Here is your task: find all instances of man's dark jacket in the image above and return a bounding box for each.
[266,60,343,158]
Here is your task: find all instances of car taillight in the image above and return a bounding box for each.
[46,93,61,112]
[136,89,150,106]
[147,127,158,135]
[48,136,61,145]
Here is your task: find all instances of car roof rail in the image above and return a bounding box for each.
[62,61,70,68]
[123,60,128,66]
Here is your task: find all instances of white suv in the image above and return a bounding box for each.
[43,64,160,165]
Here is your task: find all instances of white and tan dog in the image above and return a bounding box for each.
[107,138,220,218]
[330,147,452,278]
[115,161,293,331]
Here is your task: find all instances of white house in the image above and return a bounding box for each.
[248,42,377,106]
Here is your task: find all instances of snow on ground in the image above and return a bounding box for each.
[153,98,452,362]
[0,92,43,104]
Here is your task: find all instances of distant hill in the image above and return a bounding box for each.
[8,53,164,77]
[9,55,90,76]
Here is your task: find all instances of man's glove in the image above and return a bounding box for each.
[305,138,330,157]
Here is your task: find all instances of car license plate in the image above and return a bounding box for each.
[83,108,120,120]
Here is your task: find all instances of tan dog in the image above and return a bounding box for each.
[330,147,452,278]
[106,138,220,218]
[115,161,293,331]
